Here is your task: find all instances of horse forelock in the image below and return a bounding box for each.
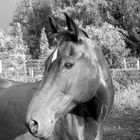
[51,31,78,45]
[53,36,99,66]
[49,30,101,73]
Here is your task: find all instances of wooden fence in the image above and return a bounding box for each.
[0,59,45,82]
[0,58,140,82]
[123,58,140,70]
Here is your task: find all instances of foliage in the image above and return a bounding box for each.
[0,30,11,59]
[11,0,52,59]
[111,70,131,92]
[39,28,52,59]
[0,24,27,79]
[9,0,140,59]
[114,83,140,111]
[3,0,139,71]
[107,0,140,56]
[11,0,110,58]
[85,22,129,68]
[53,0,108,28]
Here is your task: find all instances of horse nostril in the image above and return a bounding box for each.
[28,119,39,134]
[50,120,54,125]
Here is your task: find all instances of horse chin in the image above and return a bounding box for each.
[32,125,54,140]
[34,132,53,140]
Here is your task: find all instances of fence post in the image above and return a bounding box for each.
[123,58,127,70]
[31,68,34,79]
[137,59,140,70]
[0,60,2,74]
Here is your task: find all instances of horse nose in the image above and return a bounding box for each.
[26,119,38,134]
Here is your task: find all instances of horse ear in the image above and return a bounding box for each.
[80,29,89,38]
[64,13,79,39]
[49,16,62,34]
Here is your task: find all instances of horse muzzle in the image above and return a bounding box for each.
[25,113,56,138]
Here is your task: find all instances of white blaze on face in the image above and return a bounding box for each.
[51,49,58,63]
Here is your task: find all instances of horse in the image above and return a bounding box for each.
[0,78,40,140]
[26,13,114,140]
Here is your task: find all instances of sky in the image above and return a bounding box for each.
[0,0,16,29]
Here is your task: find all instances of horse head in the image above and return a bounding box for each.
[26,13,113,139]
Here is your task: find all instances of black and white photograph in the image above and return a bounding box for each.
[0,0,140,140]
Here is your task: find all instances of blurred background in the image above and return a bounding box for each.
[1,0,140,81]
[0,0,140,139]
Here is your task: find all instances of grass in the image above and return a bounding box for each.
[2,68,140,112]
[113,82,140,111]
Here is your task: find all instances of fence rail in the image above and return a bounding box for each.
[0,57,140,82]
[123,58,140,70]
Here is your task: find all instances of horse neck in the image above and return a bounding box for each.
[52,113,99,140]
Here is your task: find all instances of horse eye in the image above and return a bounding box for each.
[64,62,74,69]
[78,38,83,43]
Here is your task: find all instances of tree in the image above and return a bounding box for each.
[0,23,27,79]
[11,0,110,59]
[39,28,51,59]
[53,0,108,27]
[106,0,140,56]
[11,0,135,62]
[11,0,53,59]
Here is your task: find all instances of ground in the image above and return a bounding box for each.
[104,109,140,140]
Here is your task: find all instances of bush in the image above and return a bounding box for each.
[85,22,129,69]
[0,26,27,81]
[111,70,129,92]
[111,69,140,92]
[114,83,140,111]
